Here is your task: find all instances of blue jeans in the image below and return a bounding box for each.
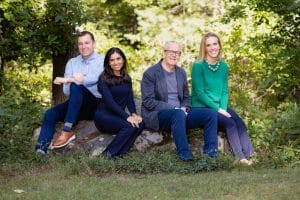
[158,108,218,159]
[94,109,145,157]
[36,83,101,152]
[218,108,254,160]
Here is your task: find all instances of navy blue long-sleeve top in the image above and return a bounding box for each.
[97,77,136,120]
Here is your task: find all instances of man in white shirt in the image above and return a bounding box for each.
[35,31,104,154]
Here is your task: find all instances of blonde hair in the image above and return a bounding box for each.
[198,32,222,61]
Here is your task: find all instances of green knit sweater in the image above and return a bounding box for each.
[191,60,228,111]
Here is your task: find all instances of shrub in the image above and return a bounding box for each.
[0,65,51,162]
[238,101,300,163]
[270,102,300,147]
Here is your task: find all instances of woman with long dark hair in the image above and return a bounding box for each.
[94,47,144,158]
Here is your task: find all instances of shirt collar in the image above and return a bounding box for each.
[80,52,97,63]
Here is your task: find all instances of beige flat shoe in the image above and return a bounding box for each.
[239,158,252,166]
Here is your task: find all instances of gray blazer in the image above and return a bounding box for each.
[141,60,191,131]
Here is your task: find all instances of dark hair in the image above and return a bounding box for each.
[77,31,95,42]
[101,47,131,85]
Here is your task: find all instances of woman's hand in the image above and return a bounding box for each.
[218,108,231,118]
[127,114,142,128]
[131,113,143,123]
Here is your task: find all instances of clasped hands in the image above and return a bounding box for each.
[175,106,188,116]
[53,73,85,85]
[127,113,143,128]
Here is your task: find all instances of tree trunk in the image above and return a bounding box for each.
[51,54,69,105]
[51,40,78,105]
[52,50,78,105]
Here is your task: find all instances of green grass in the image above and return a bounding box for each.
[0,150,299,200]
[0,166,299,200]
[0,149,300,200]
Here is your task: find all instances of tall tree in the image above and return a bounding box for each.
[0,0,85,104]
[85,0,142,46]
[0,0,43,92]
[39,0,85,104]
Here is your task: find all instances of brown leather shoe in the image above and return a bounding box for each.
[51,131,76,149]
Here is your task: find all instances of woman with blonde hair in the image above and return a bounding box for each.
[191,32,254,165]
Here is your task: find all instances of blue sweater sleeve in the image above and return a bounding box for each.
[127,82,137,114]
[97,79,130,119]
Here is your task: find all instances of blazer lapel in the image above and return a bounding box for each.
[175,66,183,100]
[156,65,168,101]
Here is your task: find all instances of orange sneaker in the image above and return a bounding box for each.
[51,131,75,149]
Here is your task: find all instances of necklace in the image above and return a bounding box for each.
[207,61,220,72]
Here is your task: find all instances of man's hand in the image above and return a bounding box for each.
[53,72,84,85]
[72,73,85,84]
[175,107,188,116]
[53,77,72,85]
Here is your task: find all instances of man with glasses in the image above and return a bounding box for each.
[141,41,218,161]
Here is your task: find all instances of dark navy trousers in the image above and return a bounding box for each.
[94,109,144,157]
[218,108,254,160]
[36,83,100,152]
[158,108,218,160]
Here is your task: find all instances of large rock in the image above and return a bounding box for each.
[33,99,231,156]
[33,120,231,156]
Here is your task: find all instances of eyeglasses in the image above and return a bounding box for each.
[164,50,181,56]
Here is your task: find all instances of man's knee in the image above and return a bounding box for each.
[170,110,187,126]
[173,109,186,119]
[70,83,84,93]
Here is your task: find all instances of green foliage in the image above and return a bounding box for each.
[227,0,300,102]
[39,0,86,57]
[0,97,43,162]
[85,0,139,43]
[270,102,300,147]
[237,101,300,164]
[0,0,44,69]
[0,0,87,98]
[0,65,51,162]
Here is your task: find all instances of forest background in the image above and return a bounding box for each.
[0,0,299,164]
